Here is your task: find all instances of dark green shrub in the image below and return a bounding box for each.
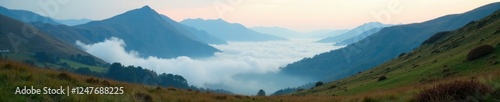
[467,45,494,61]
[315,81,324,87]
[377,76,387,81]
[398,53,406,57]
[257,89,266,96]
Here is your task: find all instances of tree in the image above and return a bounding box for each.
[75,67,92,75]
[257,89,266,96]
[315,81,324,87]
[34,52,59,63]
[158,73,189,89]
[70,54,98,66]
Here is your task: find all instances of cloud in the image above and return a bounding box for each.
[76,37,339,95]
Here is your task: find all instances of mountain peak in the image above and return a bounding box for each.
[140,5,152,10]
[141,5,151,9]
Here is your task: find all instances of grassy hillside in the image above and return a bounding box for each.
[290,10,500,101]
[0,60,249,101]
[2,53,107,72]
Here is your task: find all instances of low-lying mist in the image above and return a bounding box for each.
[76,37,340,95]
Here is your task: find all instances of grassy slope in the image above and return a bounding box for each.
[290,10,500,101]
[3,53,106,72]
[0,60,254,101]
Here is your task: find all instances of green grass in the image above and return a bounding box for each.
[60,59,107,72]
[2,53,107,73]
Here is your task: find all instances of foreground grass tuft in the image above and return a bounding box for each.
[414,80,494,102]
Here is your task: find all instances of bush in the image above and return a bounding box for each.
[85,77,99,84]
[134,92,152,102]
[414,80,493,102]
[234,95,243,99]
[467,45,494,61]
[167,87,176,91]
[315,81,324,87]
[329,85,337,89]
[3,63,12,69]
[101,80,111,86]
[377,76,387,81]
[257,89,266,96]
[57,73,73,81]
[213,96,227,100]
[398,53,406,57]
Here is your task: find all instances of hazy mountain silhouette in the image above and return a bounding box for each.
[334,27,384,46]
[0,14,94,59]
[33,6,221,58]
[181,18,287,41]
[159,15,227,45]
[250,26,303,38]
[0,6,60,25]
[54,18,92,26]
[281,2,500,80]
[306,29,349,38]
[317,22,391,43]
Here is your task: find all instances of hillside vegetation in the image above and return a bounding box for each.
[0,60,253,101]
[281,3,500,81]
[290,10,500,101]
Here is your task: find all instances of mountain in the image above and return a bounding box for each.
[334,27,384,46]
[305,29,349,38]
[54,18,92,26]
[0,6,60,25]
[180,18,287,41]
[159,15,227,45]
[0,14,92,58]
[292,9,500,101]
[309,29,348,38]
[316,22,391,43]
[250,26,302,38]
[280,2,500,80]
[33,6,220,58]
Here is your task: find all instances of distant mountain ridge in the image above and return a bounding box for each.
[306,29,350,38]
[54,18,92,26]
[281,2,500,81]
[0,14,94,59]
[317,22,391,43]
[181,18,287,41]
[159,15,227,45]
[250,26,303,38]
[32,6,221,58]
[0,6,60,25]
[334,27,384,46]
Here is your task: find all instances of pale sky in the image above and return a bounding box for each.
[0,0,499,32]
